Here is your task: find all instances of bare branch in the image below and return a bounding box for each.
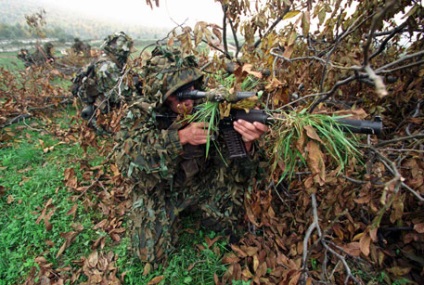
[301,193,361,284]
[363,0,397,66]
[253,7,291,49]
[375,50,424,73]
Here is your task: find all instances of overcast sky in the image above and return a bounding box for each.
[38,0,225,28]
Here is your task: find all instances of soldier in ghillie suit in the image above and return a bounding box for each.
[112,45,268,267]
[17,42,55,67]
[71,37,91,57]
[71,31,136,133]
[33,42,55,65]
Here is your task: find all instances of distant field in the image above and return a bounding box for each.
[0,38,162,72]
[0,51,25,70]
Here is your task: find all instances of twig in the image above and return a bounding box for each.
[22,117,44,132]
[364,145,424,202]
[374,133,424,147]
[375,50,424,73]
[401,182,424,202]
[301,193,361,284]
[342,175,367,184]
[363,1,397,66]
[253,7,290,49]
[3,114,32,126]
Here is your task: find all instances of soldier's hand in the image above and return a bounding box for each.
[233,119,268,151]
[179,122,211,145]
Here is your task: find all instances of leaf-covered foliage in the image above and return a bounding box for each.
[145,0,424,284]
[1,0,423,284]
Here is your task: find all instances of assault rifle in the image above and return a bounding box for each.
[175,90,383,159]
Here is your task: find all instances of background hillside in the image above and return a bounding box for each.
[0,0,170,40]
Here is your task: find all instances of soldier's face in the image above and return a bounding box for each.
[166,95,194,115]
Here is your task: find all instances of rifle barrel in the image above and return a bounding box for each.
[336,117,383,135]
[232,109,383,135]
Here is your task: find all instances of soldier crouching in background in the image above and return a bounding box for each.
[71,31,137,134]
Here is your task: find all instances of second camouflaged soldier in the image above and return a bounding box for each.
[71,31,135,133]
[113,45,268,267]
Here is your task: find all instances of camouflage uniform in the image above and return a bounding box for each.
[71,32,135,132]
[113,46,261,265]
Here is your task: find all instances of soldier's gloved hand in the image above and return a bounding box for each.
[178,122,211,145]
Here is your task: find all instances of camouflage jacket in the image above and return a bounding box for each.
[72,54,134,110]
[114,98,262,197]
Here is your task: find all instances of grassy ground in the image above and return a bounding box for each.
[0,110,232,285]
[0,51,26,70]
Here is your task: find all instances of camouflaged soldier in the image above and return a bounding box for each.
[71,31,135,132]
[33,42,55,65]
[71,38,91,57]
[113,45,268,266]
[17,42,55,67]
[17,49,32,67]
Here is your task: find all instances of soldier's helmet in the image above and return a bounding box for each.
[101,32,134,65]
[43,42,54,52]
[140,45,204,105]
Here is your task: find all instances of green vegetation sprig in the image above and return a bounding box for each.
[185,101,220,157]
[268,109,361,184]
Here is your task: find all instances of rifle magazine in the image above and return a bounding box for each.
[220,126,248,159]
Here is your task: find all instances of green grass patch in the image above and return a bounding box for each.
[118,221,230,285]
[0,120,99,284]
[0,50,237,285]
[0,51,25,71]
[0,114,233,285]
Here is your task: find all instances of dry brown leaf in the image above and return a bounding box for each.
[359,232,371,256]
[304,125,324,144]
[306,141,326,186]
[256,262,268,278]
[221,252,239,265]
[288,271,301,285]
[245,246,259,257]
[143,262,152,276]
[332,224,345,240]
[56,240,68,258]
[340,242,361,257]
[230,244,248,258]
[147,275,164,285]
[110,233,121,242]
[87,251,99,268]
[253,255,259,272]
[66,204,78,218]
[205,235,221,248]
[386,266,411,276]
[93,219,109,230]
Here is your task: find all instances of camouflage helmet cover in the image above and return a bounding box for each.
[101,31,134,62]
[140,45,204,105]
[43,42,54,50]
